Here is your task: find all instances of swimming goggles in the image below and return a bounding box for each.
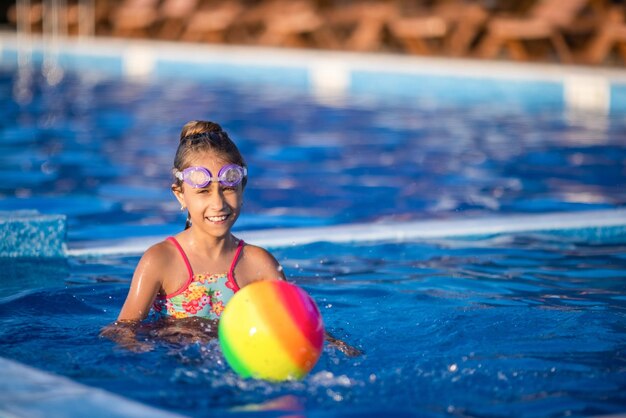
[174,164,247,188]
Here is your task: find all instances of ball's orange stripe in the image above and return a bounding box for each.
[254,282,320,370]
[276,282,324,351]
[271,282,323,370]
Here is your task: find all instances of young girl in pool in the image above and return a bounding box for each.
[103,120,360,356]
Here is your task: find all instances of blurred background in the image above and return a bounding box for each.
[1,5,625,415]
[1,0,625,243]
[2,0,626,66]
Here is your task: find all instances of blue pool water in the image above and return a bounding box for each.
[1,65,625,243]
[1,236,626,417]
[1,46,626,417]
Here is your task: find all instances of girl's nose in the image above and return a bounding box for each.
[208,184,226,210]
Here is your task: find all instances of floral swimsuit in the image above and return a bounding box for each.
[152,237,242,319]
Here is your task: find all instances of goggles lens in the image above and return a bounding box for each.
[175,164,246,188]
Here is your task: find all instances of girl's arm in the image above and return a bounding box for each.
[325,331,363,357]
[100,320,153,352]
[117,245,164,321]
[100,244,165,351]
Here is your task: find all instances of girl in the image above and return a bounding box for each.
[103,120,360,356]
[117,120,282,323]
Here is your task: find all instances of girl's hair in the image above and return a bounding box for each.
[174,120,247,229]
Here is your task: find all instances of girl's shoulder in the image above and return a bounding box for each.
[237,242,286,283]
[240,242,272,258]
[240,242,281,267]
[146,238,179,258]
[137,239,181,272]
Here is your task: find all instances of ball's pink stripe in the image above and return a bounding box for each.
[275,282,324,351]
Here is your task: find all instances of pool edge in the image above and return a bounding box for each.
[67,208,626,256]
[0,356,187,418]
[2,31,626,113]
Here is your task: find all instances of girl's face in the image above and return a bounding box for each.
[173,151,243,239]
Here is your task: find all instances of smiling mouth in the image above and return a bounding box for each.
[206,214,229,223]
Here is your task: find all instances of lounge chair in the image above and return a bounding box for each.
[7,1,44,33]
[580,5,626,65]
[7,0,109,37]
[324,1,399,52]
[389,1,488,56]
[156,0,200,40]
[110,0,160,38]
[253,0,326,48]
[476,0,591,63]
[179,0,243,44]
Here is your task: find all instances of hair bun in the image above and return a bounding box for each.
[179,120,223,142]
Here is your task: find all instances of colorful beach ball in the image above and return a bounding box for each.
[218,280,325,381]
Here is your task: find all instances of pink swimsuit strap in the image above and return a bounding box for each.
[164,236,243,297]
[227,240,244,291]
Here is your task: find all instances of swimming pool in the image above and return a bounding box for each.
[1,34,625,417]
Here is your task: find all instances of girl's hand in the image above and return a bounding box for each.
[100,321,154,353]
[325,333,363,357]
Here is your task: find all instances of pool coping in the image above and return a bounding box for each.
[2,30,626,80]
[1,31,626,113]
[0,210,66,258]
[0,357,187,418]
[68,208,626,257]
